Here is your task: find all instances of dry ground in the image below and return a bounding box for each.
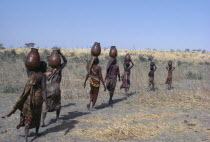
[0,48,210,142]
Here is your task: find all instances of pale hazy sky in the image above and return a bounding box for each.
[0,0,209,50]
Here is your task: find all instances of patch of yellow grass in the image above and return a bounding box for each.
[71,112,207,141]
[71,112,180,141]
[73,121,168,141]
[2,48,210,62]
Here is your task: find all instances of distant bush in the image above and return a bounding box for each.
[147,55,154,61]
[0,47,5,50]
[205,62,210,65]
[68,54,91,63]
[198,62,209,65]
[117,55,125,63]
[153,59,159,64]
[0,50,25,62]
[105,55,110,60]
[52,46,60,50]
[189,62,193,66]
[186,71,202,80]
[40,49,50,61]
[177,60,182,66]
[202,50,206,54]
[138,55,146,62]
[69,56,81,63]
[25,43,35,48]
[0,43,4,48]
[0,43,5,50]
[70,52,75,57]
[185,49,190,52]
[0,47,6,50]
[80,53,91,61]
[103,47,109,50]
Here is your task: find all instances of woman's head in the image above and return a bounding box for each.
[168,61,172,66]
[39,61,47,72]
[93,57,99,65]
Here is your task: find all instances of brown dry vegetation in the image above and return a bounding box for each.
[0,47,210,141]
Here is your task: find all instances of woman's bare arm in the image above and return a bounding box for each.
[84,72,89,88]
[41,74,47,102]
[129,61,134,70]
[172,67,175,71]
[118,66,121,81]
[60,52,67,69]
[99,67,106,91]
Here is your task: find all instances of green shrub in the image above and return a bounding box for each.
[105,55,110,60]
[117,55,124,63]
[52,46,60,50]
[68,56,86,63]
[0,50,26,62]
[70,52,75,57]
[205,62,210,65]
[0,47,5,50]
[139,55,146,62]
[186,71,202,80]
[177,60,182,66]
[40,49,50,61]
[189,62,193,66]
[153,59,159,64]
[202,50,206,54]
[198,62,209,65]
[147,55,154,61]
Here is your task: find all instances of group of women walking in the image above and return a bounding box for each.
[1,42,175,142]
[2,47,67,142]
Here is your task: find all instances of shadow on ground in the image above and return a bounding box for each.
[62,103,76,108]
[46,111,90,127]
[95,97,127,110]
[95,91,138,110]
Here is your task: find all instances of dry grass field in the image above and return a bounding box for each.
[0,47,210,142]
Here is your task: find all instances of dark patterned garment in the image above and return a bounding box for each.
[43,68,62,112]
[106,78,117,93]
[148,70,155,86]
[165,70,173,85]
[121,72,130,89]
[13,72,43,129]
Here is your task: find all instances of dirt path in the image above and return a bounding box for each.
[0,88,210,142]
